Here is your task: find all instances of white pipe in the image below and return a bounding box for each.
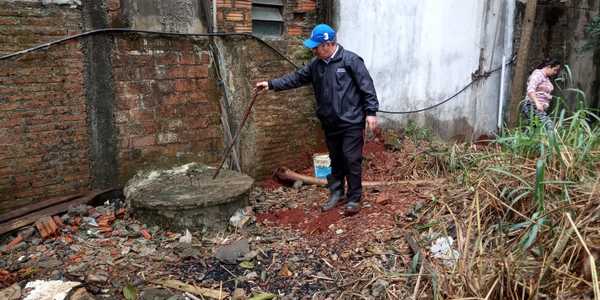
[497,1,515,131]
[212,0,217,33]
[498,54,507,129]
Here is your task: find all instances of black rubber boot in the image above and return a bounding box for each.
[344,201,360,216]
[321,175,345,211]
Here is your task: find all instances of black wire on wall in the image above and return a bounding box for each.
[0,28,514,114]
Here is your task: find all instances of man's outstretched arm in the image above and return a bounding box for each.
[256,62,312,91]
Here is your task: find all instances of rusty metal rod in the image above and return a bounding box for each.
[213,91,260,179]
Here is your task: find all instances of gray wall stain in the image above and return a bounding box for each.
[122,0,205,33]
[159,0,194,33]
[82,0,119,189]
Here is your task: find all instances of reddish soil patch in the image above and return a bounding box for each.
[256,188,423,250]
[257,206,344,235]
[256,208,306,227]
[303,208,344,234]
[256,138,442,249]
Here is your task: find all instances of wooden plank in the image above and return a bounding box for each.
[0,189,117,236]
[0,193,84,223]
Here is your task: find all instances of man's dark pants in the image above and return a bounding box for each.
[324,126,364,203]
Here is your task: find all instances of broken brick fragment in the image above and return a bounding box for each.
[0,269,16,289]
[35,216,58,239]
[53,215,64,227]
[116,208,126,218]
[140,229,152,240]
[97,213,116,227]
[5,235,23,250]
[99,226,113,235]
[63,234,74,244]
[69,254,82,263]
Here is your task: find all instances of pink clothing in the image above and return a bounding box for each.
[526,69,554,108]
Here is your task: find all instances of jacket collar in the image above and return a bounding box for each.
[330,44,344,63]
[319,44,344,64]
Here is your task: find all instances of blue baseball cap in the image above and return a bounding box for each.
[303,24,336,49]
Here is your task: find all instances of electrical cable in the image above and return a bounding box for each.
[0,28,299,68]
[0,28,515,114]
[378,56,516,114]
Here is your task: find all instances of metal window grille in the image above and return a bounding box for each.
[252,0,284,37]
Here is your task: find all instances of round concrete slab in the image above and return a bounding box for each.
[125,163,254,232]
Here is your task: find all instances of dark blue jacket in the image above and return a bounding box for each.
[268,45,379,128]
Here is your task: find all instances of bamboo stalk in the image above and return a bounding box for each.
[566,213,600,300]
[273,167,445,187]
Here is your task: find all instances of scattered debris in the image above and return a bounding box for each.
[4,235,23,251]
[229,207,254,229]
[231,288,247,300]
[371,279,389,297]
[34,217,58,239]
[153,279,228,300]
[69,287,96,300]
[179,229,192,244]
[215,239,250,264]
[430,236,460,267]
[22,280,81,300]
[0,138,443,298]
[278,263,293,277]
[140,229,152,240]
[0,189,120,236]
[0,283,21,300]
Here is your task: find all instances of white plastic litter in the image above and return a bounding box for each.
[179,229,192,244]
[82,217,98,227]
[229,207,253,229]
[430,236,460,267]
[23,280,81,300]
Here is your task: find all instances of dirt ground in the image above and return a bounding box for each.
[0,138,445,299]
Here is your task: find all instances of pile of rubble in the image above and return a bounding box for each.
[0,139,444,299]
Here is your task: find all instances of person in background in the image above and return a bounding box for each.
[521,58,562,131]
[255,24,379,215]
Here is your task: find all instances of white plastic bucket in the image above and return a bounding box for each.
[313,153,331,179]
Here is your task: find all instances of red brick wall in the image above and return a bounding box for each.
[0,2,89,213]
[112,37,223,182]
[287,0,318,37]
[216,0,323,178]
[0,0,321,213]
[106,0,122,26]
[217,0,252,33]
[0,2,225,212]
[247,40,324,178]
[217,0,317,37]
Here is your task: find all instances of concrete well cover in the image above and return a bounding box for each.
[124,163,254,232]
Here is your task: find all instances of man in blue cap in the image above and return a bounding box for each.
[256,24,379,215]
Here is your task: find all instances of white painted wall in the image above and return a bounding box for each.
[334,0,514,140]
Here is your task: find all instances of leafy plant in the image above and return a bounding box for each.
[404,119,432,143]
[123,284,138,300]
[583,15,600,51]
